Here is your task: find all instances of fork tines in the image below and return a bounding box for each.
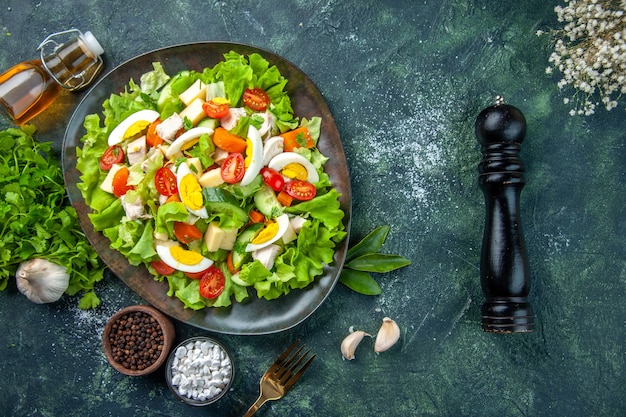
[272,340,316,389]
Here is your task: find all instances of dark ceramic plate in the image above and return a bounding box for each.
[62,42,351,335]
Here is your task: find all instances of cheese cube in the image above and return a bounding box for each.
[187,157,203,178]
[100,164,124,194]
[198,168,224,188]
[179,79,207,106]
[204,222,225,252]
[179,98,207,126]
[219,228,238,251]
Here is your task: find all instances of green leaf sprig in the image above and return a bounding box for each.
[0,126,105,308]
[339,225,411,295]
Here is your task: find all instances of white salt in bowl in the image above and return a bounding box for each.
[165,336,234,406]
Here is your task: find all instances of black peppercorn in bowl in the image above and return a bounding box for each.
[102,305,176,376]
[165,336,235,406]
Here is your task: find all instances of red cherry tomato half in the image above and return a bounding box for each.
[146,119,163,147]
[184,268,211,280]
[112,166,134,197]
[99,145,125,170]
[221,152,245,184]
[151,259,175,276]
[260,167,285,192]
[199,266,226,299]
[202,99,230,119]
[173,222,203,244]
[283,180,316,201]
[155,167,178,196]
[242,87,270,111]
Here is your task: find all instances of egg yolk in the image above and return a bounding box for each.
[180,138,199,151]
[170,245,204,265]
[213,97,230,105]
[251,222,279,244]
[179,174,204,210]
[282,163,308,181]
[123,120,152,140]
[244,138,253,168]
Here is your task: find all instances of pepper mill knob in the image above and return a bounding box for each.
[475,96,533,333]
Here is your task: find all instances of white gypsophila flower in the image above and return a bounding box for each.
[539,0,626,115]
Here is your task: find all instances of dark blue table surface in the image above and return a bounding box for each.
[0,1,624,416]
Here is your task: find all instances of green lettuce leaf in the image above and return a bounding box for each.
[166,267,249,309]
[286,188,346,232]
[140,62,171,94]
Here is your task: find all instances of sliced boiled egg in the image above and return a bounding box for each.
[241,125,264,186]
[165,127,214,159]
[245,213,290,252]
[108,109,160,146]
[268,152,319,184]
[176,161,208,218]
[156,242,214,273]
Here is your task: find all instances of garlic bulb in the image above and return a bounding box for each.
[16,259,70,304]
[374,317,400,353]
[341,330,371,360]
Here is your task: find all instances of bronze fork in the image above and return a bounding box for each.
[243,340,316,416]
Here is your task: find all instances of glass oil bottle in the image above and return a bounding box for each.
[0,29,104,125]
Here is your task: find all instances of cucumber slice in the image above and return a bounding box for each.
[254,184,284,218]
[230,273,253,287]
[157,70,190,111]
[202,188,249,226]
[231,223,264,270]
[197,118,219,130]
[157,70,200,119]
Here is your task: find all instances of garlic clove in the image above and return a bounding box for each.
[341,330,371,360]
[374,317,400,353]
[15,259,70,304]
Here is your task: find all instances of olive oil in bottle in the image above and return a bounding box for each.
[0,29,104,125]
[0,60,61,125]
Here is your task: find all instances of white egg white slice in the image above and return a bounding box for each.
[176,161,209,218]
[241,125,264,186]
[268,152,319,183]
[108,109,160,146]
[245,213,290,252]
[156,243,214,273]
[165,127,214,159]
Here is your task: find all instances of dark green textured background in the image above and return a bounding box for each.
[0,1,624,416]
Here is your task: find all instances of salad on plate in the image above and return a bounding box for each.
[75,51,346,310]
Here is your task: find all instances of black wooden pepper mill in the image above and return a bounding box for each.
[475,96,533,333]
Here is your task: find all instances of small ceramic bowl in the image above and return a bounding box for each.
[102,305,175,376]
[165,336,234,406]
